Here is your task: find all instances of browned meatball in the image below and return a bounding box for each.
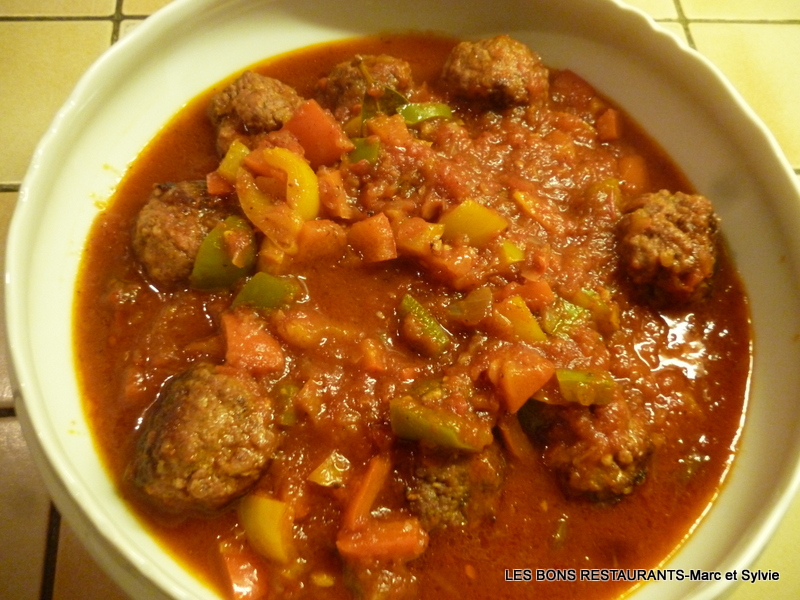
[441,35,549,107]
[617,190,719,304]
[404,444,505,531]
[540,397,651,500]
[208,70,304,155]
[129,363,278,514]
[132,180,228,290]
[316,54,414,122]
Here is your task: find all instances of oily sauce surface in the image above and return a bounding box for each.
[75,34,751,600]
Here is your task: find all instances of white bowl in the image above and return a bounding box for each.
[7,0,800,598]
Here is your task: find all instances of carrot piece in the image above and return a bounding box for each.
[218,538,269,600]
[342,455,391,531]
[596,108,621,142]
[487,345,555,413]
[619,154,650,195]
[282,99,355,169]
[295,219,347,264]
[347,213,398,263]
[221,308,285,376]
[207,170,234,195]
[336,517,429,562]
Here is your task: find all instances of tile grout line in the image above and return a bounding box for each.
[39,503,61,600]
[110,0,125,44]
[672,0,696,49]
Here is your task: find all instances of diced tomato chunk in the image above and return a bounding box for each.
[222,308,285,375]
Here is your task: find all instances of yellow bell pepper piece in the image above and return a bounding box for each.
[257,147,320,221]
[493,295,547,343]
[499,240,525,266]
[439,199,508,247]
[238,492,294,564]
[308,450,351,488]
[217,139,251,183]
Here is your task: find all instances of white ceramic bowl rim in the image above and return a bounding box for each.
[7,0,800,599]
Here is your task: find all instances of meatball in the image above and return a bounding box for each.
[539,398,651,500]
[129,362,278,513]
[441,35,549,107]
[316,54,414,122]
[132,180,228,289]
[617,190,719,304]
[208,70,304,155]
[405,444,505,530]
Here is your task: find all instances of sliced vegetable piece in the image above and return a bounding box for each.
[596,108,622,142]
[221,308,285,376]
[395,217,445,257]
[207,170,234,196]
[399,294,451,357]
[555,368,617,406]
[570,288,620,337]
[513,278,556,311]
[347,213,397,262]
[348,137,381,164]
[282,99,354,169]
[233,271,300,310]
[439,199,508,247]
[236,167,303,255]
[238,492,294,564]
[397,102,453,125]
[619,154,649,196]
[496,413,537,463]
[190,215,256,290]
[342,454,391,531]
[218,538,270,600]
[217,139,252,183]
[308,450,351,488]
[487,346,555,413]
[541,296,590,337]
[244,146,320,221]
[276,309,358,350]
[447,286,493,326]
[389,396,494,452]
[492,295,547,343]
[499,240,525,267]
[273,382,300,427]
[336,518,429,562]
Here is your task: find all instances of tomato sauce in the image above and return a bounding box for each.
[74,34,751,600]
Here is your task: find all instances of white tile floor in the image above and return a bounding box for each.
[1,1,798,599]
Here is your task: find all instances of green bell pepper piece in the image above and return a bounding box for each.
[390,396,493,452]
[232,271,300,310]
[555,369,617,406]
[399,294,451,356]
[190,215,256,290]
[348,137,381,164]
[397,102,453,125]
